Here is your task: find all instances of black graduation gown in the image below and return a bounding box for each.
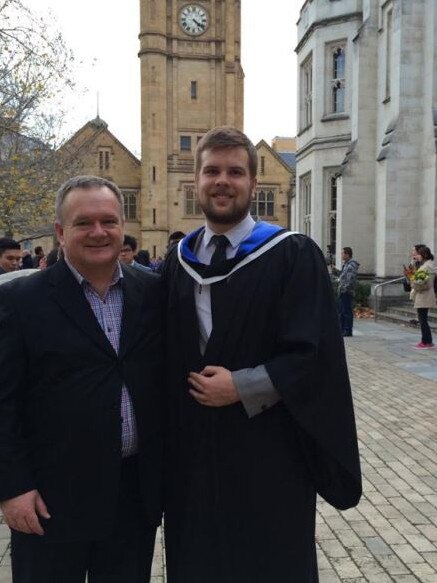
[163,232,361,583]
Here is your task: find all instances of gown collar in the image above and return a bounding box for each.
[178,221,297,285]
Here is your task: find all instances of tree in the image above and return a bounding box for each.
[0,0,77,238]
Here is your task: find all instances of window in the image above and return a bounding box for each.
[251,188,275,218]
[385,9,393,100]
[123,190,138,220]
[98,147,111,170]
[152,166,156,182]
[191,81,197,99]
[300,55,313,130]
[300,174,311,236]
[180,136,192,152]
[330,46,345,113]
[184,184,202,216]
[325,171,339,257]
[260,156,265,175]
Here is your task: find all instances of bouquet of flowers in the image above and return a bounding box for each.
[410,269,430,286]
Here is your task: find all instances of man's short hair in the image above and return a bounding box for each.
[168,231,185,244]
[195,126,258,178]
[34,246,43,255]
[0,237,20,257]
[55,176,124,223]
[123,235,138,252]
[343,247,353,258]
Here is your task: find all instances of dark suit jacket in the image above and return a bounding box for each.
[0,260,163,541]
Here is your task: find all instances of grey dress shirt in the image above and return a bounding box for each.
[194,214,281,417]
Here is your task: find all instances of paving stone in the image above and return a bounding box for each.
[422,552,437,569]
[404,533,436,553]
[392,543,426,564]
[366,575,395,583]
[364,536,394,556]
[0,568,11,583]
[330,556,363,579]
[319,570,342,582]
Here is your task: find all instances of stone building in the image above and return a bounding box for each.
[255,140,295,229]
[295,0,437,277]
[13,117,143,255]
[61,117,142,241]
[139,0,244,257]
[17,1,295,257]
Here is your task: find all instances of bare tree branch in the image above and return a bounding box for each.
[0,0,79,237]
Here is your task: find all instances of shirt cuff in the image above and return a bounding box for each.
[232,366,281,418]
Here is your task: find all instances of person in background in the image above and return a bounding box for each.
[402,244,424,291]
[155,232,186,274]
[135,249,152,269]
[0,238,21,274]
[32,246,45,268]
[409,245,436,349]
[167,231,185,253]
[21,250,34,270]
[45,248,62,267]
[119,235,152,273]
[337,247,360,337]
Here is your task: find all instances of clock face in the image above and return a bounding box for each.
[179,4,209,36]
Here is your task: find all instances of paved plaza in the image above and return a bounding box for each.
[1,318,436,582]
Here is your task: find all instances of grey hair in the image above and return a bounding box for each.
[55,175,125,223]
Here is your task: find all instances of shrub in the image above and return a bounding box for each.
[354,281,371,307]
[330,277,371,307]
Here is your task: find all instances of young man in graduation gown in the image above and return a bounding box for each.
[163,127,362,583]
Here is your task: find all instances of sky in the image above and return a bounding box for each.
[30,0,302,156]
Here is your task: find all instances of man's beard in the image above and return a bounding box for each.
[199,194,252,225]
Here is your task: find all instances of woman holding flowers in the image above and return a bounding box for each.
[409,245,436,349]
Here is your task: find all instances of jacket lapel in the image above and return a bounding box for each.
[119,267,146,359]
[48,261,116,357]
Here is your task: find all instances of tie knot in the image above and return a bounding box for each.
[211,235,229,249]
[210,235,229,265]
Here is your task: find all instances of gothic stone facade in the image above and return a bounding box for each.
[61,118,142,242]
[295,0,437,277]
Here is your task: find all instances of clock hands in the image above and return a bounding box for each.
[180,5,208,35]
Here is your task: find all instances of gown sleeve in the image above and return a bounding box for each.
[264,235,362,510]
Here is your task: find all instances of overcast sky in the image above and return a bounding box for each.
[30,0,302,156]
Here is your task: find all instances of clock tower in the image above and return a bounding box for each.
[139,0,244,256]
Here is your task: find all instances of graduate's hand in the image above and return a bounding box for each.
[0,489,50,535]
[188,366,240,407]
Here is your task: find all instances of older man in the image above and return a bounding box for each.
[0,176,163,582]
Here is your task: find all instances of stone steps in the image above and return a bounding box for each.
[377,303,437,331]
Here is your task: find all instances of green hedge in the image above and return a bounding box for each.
[354,281,371,307]
[331,278,371,307]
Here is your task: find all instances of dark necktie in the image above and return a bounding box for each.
[210,235,229,266]
[210,235,229,327]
